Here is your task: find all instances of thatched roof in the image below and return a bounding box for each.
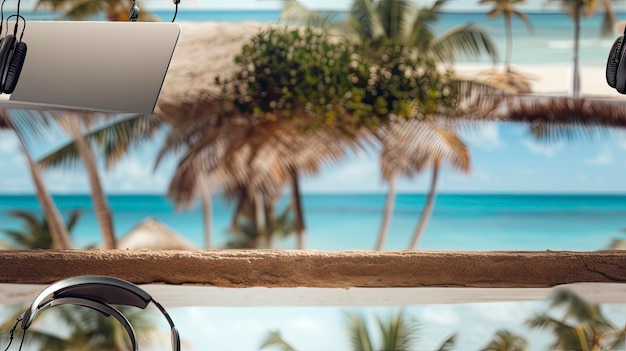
[117,217,196,250]
[158,21,264,104]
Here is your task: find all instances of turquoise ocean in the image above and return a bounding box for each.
[1,194,625,251]
[2,10,625,351]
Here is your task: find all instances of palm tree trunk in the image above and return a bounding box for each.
[19,141,71,249]
[230,192,246,231]
[375,174,396,250]
[408,160,440,250]
[64,116,116,249]
[264,196,274,249]
[505,12,513,72]
[289,168,306,250]
[253,192,266,248]
[199,180,212,250]
[572,2,582,98]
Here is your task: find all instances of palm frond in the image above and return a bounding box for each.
[437,333,457,351]
[405,0,448,51]
[478,95,626,130]
[38,114,163,171]
[349,0,386,42]
[260,330,298,351]
[378,119,470,181]
[526,314,583,350]
[392,310,420,351]
[513,10,534,33]
[280,0,335,29]
[6,110,56,147]
[430,23,498,64]
[65,210,83,233]
[529,122,610,143]
[550,289,614,327]
[375,0,413,42]
[345,312,374,351]
[480,329,527,351]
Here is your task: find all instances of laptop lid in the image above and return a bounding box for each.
[0,21,180,114]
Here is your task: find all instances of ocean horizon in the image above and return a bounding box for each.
[1,8,625,351]
[2,193,624,252]
[15,9,622,66]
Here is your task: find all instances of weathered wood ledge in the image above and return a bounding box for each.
[1,250,624,289]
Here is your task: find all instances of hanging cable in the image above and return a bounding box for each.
[172,0,180,22]
[129,0,139,21]
[2,315,22,351]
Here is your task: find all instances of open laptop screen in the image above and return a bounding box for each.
[0,21,180,114]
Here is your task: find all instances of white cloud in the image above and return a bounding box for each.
[285,316,322,332]
[0,132,18,153]
[585,147,614,165]
[302,156,385,193]
[613,131,626,151]
[466,302,532,324]
[447,167,490,184]
[104,157,169,193]
[521,139,564,157]
[461,123,504,150]
[421,306,460,326]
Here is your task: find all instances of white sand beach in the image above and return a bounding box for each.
[160,22,626,105]
[455,63,623,98]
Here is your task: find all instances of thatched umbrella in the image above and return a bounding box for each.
[117,217,196,250]
[158,21,265,107]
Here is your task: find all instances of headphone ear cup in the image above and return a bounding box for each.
[616,41,626,94]
[606,36,623,88]
[3,41,27,94]
[0,34,15,93]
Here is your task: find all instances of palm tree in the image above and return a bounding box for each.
[526,289,626,351]
[348,0,498,64]
[0,111,71,249]
[480,329,528,351]
[0,209,81,249]
[157,98,356,250]
[0,304,161,350]
[345,0,494,250]
[57,114,117,249]
[227,202,296,249]
[38,113,164,249]
[34,0,159,21]
[548,0,616,98]
[479,0,532,72]
[261,310,456,351]
[375,119,470,250]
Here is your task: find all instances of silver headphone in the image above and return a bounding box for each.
[4,275,180,351]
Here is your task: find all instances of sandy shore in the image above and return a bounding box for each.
[455,63,622,98]
[160,22,624,105]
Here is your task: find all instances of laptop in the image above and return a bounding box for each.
[0,20,180,114]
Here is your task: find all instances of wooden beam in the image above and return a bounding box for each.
[1,250,624,288]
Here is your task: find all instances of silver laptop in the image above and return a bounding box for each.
[0,21,180,114]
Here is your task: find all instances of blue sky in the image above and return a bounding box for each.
[1,0,626,194]
[2,121,626,194]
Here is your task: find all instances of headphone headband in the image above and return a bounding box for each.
[11,275,180,351]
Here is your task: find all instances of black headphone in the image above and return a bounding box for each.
[606,27,626,94]
[0,13,27,94]
[3,275,180,351]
